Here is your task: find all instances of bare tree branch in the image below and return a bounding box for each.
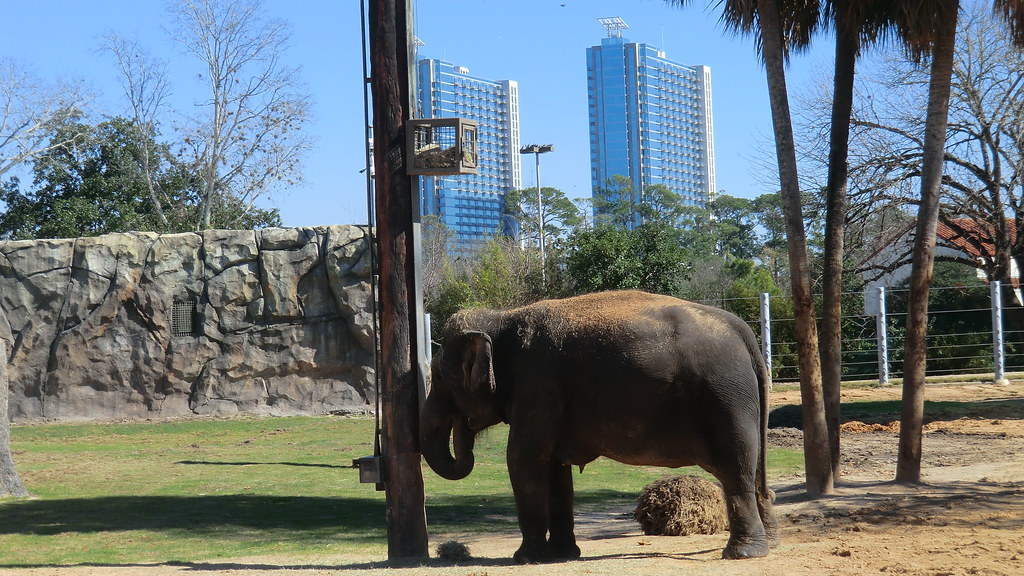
[799,6,1024,291]
[101,34,172,226]
[170,0,313,229]
[0,58,91,178]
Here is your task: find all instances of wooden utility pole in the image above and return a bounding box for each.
[368,0,429,559]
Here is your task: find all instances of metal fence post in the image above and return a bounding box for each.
[759,292,772,375]
[992,281,1009,385]
[422,313,432,407]
[876,286,889,386]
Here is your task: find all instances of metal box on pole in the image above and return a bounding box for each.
[406,118,479,175]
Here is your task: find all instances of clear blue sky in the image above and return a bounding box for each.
[1,0,837,228]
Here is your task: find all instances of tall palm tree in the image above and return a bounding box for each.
[817,0,862,483]
[892,0,960,485]
[668,0,834,496]
[819,0,896,481]
[887,0,1024,483]
[670,0,1024,488]
[753,0,835,498]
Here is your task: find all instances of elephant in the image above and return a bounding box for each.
[419,290,778,564]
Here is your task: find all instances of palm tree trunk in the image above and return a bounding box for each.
[756,0,834,497]
[1,338,28,498]
[895,5,959,485]
[821,17,859,481]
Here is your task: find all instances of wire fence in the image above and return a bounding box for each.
[700,281,1021,384]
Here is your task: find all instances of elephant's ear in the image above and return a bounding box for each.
[460,331,496,394]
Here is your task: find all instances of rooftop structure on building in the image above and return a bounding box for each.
[416,58,521,253]
[587,17,716,227]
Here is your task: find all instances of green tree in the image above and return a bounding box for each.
[470,239,543,309]
[677,204,720,257]
[0,177,33,240]
[593,176,688,229]
[426,276,474,339]
[592,175,639,229]
[423,231,546,340]
[504,186,582,247]
[751,191,787,244]
[750,192,790,286]
[640,183,689,226]
[0,117,164,239]
[695,194,761,261]
[564,222,688,295]
[0,116,279,240]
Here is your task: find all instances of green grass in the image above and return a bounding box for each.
[0,416,804,567]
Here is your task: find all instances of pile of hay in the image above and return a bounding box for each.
[633,475,729,536]
[435,540,472,562]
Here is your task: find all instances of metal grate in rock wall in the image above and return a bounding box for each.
[171,300,198,337]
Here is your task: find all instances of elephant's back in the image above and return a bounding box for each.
[513,290,739,347]
[510,292,760,399]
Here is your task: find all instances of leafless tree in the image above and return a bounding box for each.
[170,0,313,230]
[0,314,26,498]
[421,216,458,305]
[818,7,1024,296]
[0,58,90,178]
[101,34,173,228]
[0,61,89,497]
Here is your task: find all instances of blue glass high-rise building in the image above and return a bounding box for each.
[416,58,521,252]
[587,18,715,226]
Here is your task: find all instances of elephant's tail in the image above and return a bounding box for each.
[739,321,773,504]
[745,324,780,545]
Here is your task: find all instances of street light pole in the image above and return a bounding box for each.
[518,143,554,288]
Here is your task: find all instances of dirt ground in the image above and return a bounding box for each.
[4,382,1024,576]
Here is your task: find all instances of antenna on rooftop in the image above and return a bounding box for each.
[598,17,628,38]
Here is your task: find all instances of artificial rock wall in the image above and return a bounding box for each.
[0,226,376,422]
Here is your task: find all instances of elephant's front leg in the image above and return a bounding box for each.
[547,460,580,560]
[507,430,553,564]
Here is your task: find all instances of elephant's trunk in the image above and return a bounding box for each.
[420,396,476,480]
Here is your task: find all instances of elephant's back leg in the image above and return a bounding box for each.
[691,372,769,559]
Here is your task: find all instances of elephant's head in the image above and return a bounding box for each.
[420,330,504,480]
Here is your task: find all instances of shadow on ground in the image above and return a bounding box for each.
[769,397,1024,429]
[0,491,647,538]
[0,495,385,538]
